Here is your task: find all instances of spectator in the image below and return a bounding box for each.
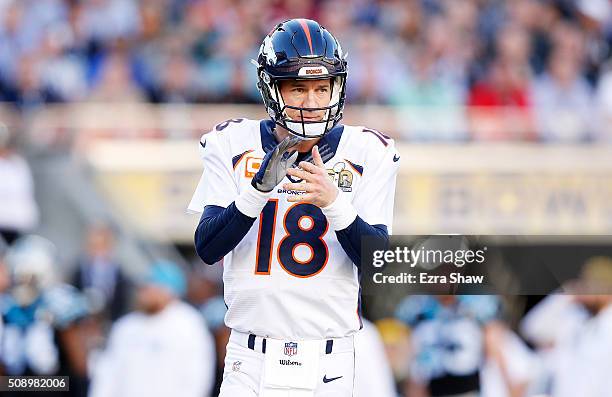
[4,53,64,108]
[574,0,612,83]
[0,0,69,89]
[38,24,88,102]
[71,222,131,323]
[345,26,407,104]
[0,0,27,96]
[89,260,215,397]
[88,50,143,102]
[149,52,199,103]
[390,15,469,141]
[197,29,259,102]
[468,24,534,141]
[533,46,594,142]
[0,125,39,244]
[76,0,141,49]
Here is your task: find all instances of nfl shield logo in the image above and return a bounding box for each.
[284,342,298,357]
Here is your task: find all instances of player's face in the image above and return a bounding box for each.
[279,79,332,122]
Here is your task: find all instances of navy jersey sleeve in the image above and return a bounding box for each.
[194,203,256,265]
[335,216,388,269]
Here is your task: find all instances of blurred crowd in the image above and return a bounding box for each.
[1,0,612,141]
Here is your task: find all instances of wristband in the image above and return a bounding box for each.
[235,183,273,218]
[320,192,358,231]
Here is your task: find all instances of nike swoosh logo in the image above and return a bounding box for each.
[393,154,400,162]
[200,140,206,149]
[323,375,343,383]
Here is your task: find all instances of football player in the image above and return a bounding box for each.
[189,18,399,397]
[1,235,90,396]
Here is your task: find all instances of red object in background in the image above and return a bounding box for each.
[468,81,530,108]
[467,62,535,141]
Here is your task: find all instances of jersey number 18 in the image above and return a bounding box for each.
[255,200,329,278]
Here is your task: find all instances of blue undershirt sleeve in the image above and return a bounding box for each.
[335,216,389,269]
[194,203,257,264]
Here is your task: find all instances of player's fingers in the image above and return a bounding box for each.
[312,145,325,168]
[282,182,312,192]
[298,161,323,175]
[286,167,316,182]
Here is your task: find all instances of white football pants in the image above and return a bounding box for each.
[219,330,355,397]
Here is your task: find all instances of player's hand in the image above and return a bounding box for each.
[251,135,301,192]
[284,145,339,207]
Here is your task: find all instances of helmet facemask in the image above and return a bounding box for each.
[260,73,346,139]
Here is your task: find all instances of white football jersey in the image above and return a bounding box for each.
[189,118,399,339]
